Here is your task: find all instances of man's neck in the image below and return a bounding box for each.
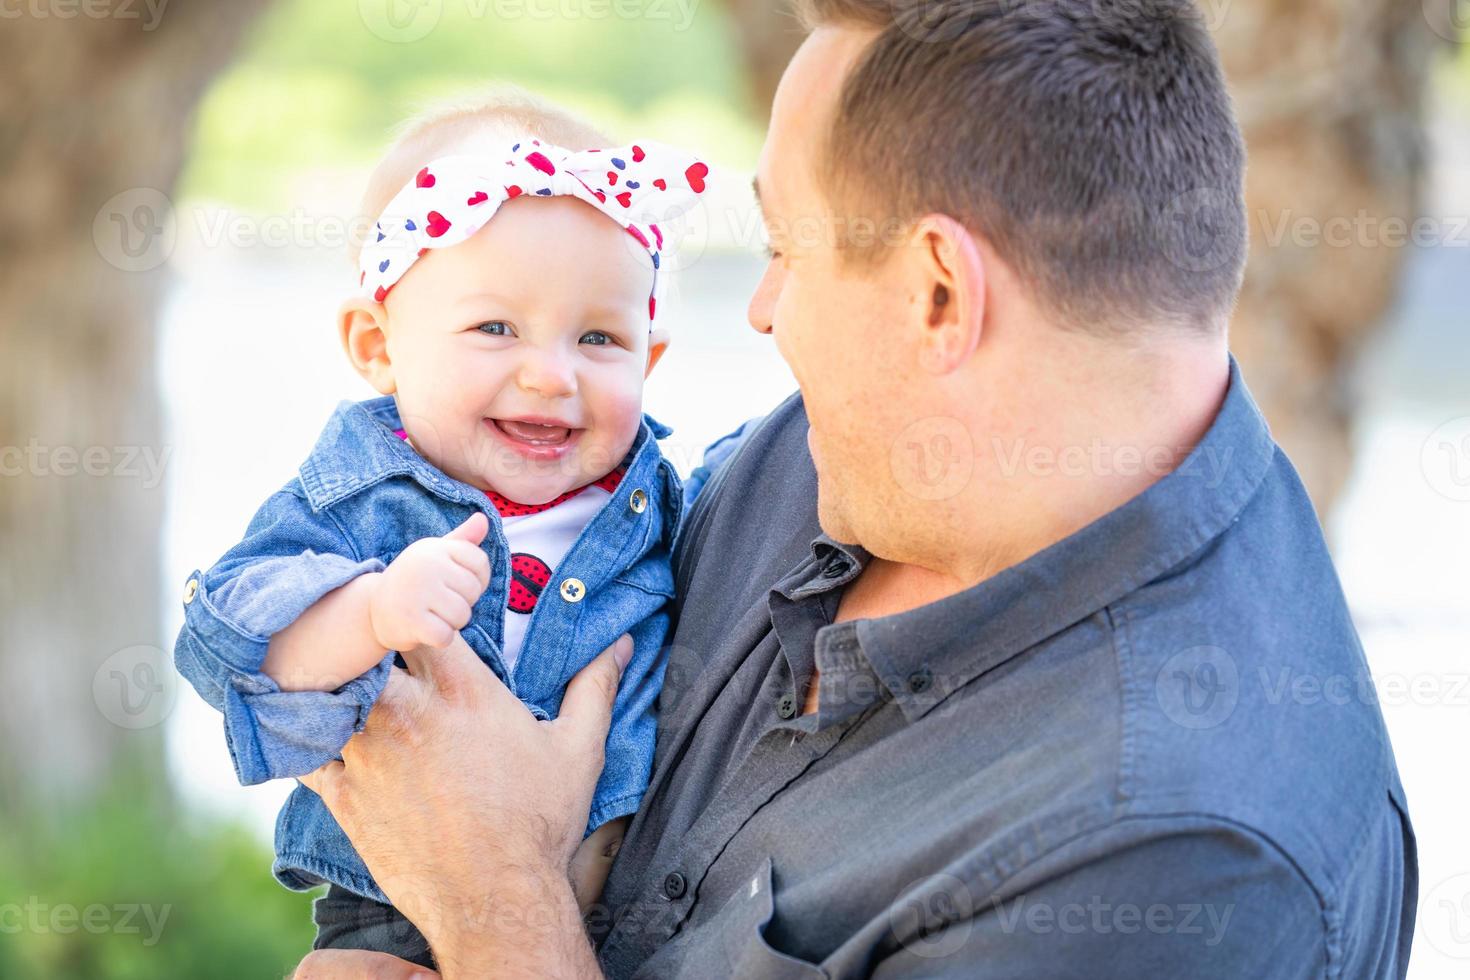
[857,337,1232,604]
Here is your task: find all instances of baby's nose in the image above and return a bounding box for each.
[515,349,578,398]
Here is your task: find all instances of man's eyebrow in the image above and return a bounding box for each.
[752,176,765,215]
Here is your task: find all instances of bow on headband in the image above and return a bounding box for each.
[359,137,711,322]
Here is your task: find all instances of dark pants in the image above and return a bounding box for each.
[312,885,436,970]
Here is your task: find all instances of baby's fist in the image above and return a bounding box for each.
[370,512,492,651]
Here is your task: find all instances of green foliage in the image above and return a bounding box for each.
[0,775,318,980]
[180,0,763,211]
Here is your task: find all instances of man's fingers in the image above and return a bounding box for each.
[393,630,519,710]
[558,635,633,746]
[294,947,440,980]
[298,759,345,811]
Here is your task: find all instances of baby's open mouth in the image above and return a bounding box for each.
[490,418,576,446]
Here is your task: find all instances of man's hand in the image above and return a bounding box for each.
[293,948,439,980]
[368,513,492,651]
[299,629,629,979]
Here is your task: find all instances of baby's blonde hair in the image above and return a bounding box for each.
[350,85,613,268]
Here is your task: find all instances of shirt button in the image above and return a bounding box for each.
[182,578,199,604]
[907,667,933,694]
[629,488,648,514]
[776,693,797,719]
[559,578,586,603]
[662,871,687,900]
[821,556,848,578]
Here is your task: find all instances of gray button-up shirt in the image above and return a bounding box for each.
[594,361,1415,978]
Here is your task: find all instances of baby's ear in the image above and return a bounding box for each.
[338,296,396,395]
[644,327,671,379]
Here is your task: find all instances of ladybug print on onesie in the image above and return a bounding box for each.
[508,553,552,614]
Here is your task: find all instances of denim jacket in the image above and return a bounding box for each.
[173,396,682,903]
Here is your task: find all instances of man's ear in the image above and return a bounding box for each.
[338,296,396,395]
[909,214,986,376]
[644,327,671,379]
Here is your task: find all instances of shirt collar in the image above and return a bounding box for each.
[811,356,1277,724]
[297,395,674,512]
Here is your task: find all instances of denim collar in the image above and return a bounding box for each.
[800,356,1277,723]
[297,395,674,513]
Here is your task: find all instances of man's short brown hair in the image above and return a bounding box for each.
[794,0,1247,332]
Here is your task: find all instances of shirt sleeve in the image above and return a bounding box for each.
[172,487,394,786]
[867,820,1329,980]
[682,418,760,510]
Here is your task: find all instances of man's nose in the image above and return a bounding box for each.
[747,262,779,335]
[516,347,577,398]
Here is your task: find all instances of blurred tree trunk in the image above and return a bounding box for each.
[1215,0,1443,517]
[727,0,1448,518]
[0,0,272,817]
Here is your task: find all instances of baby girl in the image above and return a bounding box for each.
[173,88,710,969]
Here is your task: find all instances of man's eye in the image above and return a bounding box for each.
[763,244,782,261]
[476,320,514,336]
[580,331,612,346]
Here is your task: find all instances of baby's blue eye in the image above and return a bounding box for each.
[580,331,612,346]
[476,320,513,336]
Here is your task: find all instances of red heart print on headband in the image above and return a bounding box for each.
[685,162,709,193]
[360,138,710,323]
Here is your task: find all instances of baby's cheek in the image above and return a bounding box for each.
[588,376,647,466]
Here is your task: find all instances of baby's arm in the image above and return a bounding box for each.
[262,512,492,691]
[569,817,629,914]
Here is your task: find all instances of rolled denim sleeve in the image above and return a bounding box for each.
[869,821,1329,979]
[682,418,759,509]
[173,487,393,786]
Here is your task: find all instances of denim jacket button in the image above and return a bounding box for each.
[629,488,648,514]
[559,577,587,603]
[182,578,199,604]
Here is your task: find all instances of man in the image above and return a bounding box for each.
[295,1,1415,976]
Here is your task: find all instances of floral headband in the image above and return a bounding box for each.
[359,137,711,322]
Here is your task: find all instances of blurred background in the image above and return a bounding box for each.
[0,1,1466,976]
